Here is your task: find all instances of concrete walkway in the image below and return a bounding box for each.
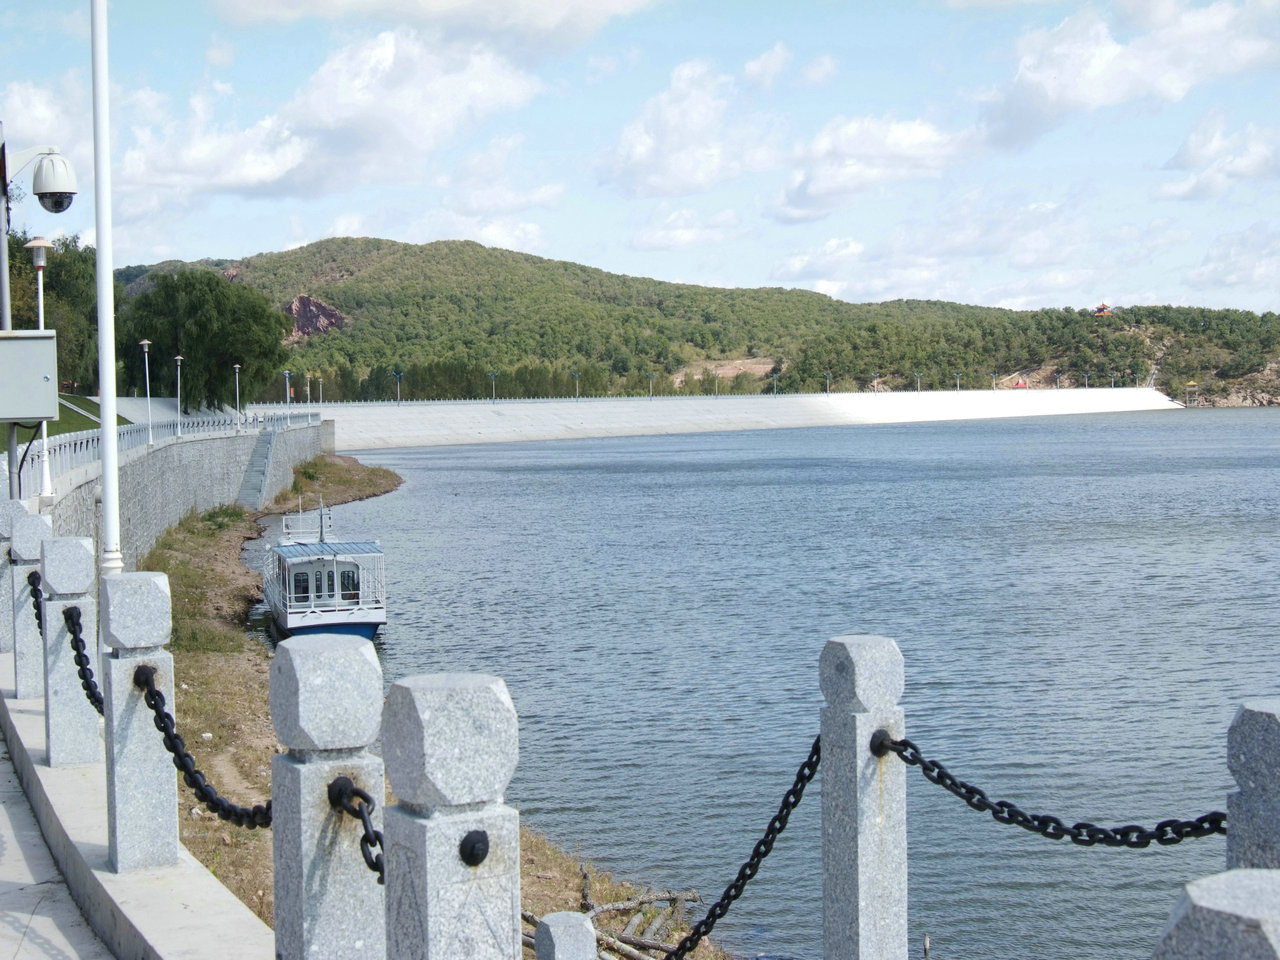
[0,738,113,959]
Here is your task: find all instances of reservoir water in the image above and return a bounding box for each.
[328,408,1278,959]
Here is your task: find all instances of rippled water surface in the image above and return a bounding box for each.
[325,408,1278,960]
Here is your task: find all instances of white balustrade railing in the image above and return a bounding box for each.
[13,411,319,498]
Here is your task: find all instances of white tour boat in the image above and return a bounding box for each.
[262,505,387,639]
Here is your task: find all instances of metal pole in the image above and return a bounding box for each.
[140,341,153,444]
[34,248,53,496]
[92,0,123,577]
[174,356,183,436]
[318,378,322,405]
[1,127,17,498]
[233,363,240,431]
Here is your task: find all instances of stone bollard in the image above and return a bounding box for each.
[271,634,386,960]
[10,512,53,699]
[1152,869,1280,959]
[101,572,179,871]
[40,537,101,765]
[383,674,522,960]
[535,913,596,960]
[0,500,32,655]
[821,635,908,960]
[1227,701,1280,869]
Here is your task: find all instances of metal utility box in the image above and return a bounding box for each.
[0,330,59,422]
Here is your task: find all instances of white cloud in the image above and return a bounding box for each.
[112,27,541,223]
[772,237,865,280]
[327,212,375,238]
[982,2,1280,147]
[1156,112,1280,199]
[443,136,564,216]
[1189,221,1280,287]
[742,42,792,88]
[631,206,743,250]
[773,116,973,222]
[799,55,838,87]
[209,0,655,47]
[206,36,235,68]
[604,60,781,197]
[410,208,546,252]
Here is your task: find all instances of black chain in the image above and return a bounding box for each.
[667,735,821,960]
[132,665,272,828]
[27,571,43,635]
[871,730,1227,848]
[62,606,104,716]
[327,776,385,884]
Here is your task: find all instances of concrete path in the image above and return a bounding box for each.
[0,740,113,960]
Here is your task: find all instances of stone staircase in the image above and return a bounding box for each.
[236,430,275,510]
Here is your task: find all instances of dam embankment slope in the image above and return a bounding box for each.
[251,387,1183,452]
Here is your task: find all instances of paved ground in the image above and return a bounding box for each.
[0,741,113,960]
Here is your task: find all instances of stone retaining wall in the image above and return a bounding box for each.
[46,424,322,570]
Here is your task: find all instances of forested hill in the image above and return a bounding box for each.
[117,237,1280,403]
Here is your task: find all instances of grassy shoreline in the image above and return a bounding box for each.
[141,453,721,958]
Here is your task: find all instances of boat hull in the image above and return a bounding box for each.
[272,618,383,641]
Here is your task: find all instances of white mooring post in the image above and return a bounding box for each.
[101,571,179,871]
[0,500,32,655]
[384,674,522,960]
[1152,700,1280,959]
[535,912,597,960]
[40,537,101,765]
[271,634,386,960]
[821,635,908,960]
[10,512,53,699]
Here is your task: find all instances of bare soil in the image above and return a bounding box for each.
[142,455,724,957]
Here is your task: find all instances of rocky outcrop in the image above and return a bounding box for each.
[285,295,348,344]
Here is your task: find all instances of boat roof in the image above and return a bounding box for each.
[271,541,383,560]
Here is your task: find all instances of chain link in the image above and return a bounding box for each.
[132,665,272,828]
[62,606,104,716]
[327,776,385,884]
[27,571,43,635]
[871,730,1227,848]
[666,735,820,960]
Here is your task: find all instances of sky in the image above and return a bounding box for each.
[3,0,1280,312]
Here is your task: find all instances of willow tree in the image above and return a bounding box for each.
[119,270,293,412]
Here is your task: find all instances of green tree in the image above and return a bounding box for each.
[119,271,292,412]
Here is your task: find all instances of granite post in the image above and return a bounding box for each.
[383,674,522,960]
[40,537,101,765]
[271,634,386,960]
[101,571,179,871]
[1226,701,1280,869]
[10,512,53,698]
[821,635,908,960]
[0,500,32,655]
[1151,870,1280,958]
[535,913,597,960]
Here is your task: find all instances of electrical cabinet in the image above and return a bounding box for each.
[0,331,59,422]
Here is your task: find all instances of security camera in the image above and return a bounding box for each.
[32,152,76,214]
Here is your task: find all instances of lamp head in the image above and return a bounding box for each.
[32,152,77,213]
[24,235,54,268]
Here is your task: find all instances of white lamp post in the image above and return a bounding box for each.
[318,377,323,405]
[571,371,580,399]
[394,371,402,405]
[174,355,183,437]
[0,125,77,499]
[233,363,241,432]
[283,369,291,422]
[139,339,154,444]
[305,373,311,404]
[24,237,56,497]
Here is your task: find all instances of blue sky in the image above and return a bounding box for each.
[4,0,1279,311]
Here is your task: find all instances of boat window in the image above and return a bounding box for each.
[340,568,360,601]
[314,571,323,599]
[293,571,309,604]
[327,570,335,598]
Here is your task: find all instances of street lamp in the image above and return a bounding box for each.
[1084,372,1091,388]
[23,237,57,497]
[955,373,961,391]
[913,371,921,392]
[571,371,580,400]
[872,373,879,394]
[232,363,241,431]
[174,355,184,437]
[318,377,323,405]
[283,369,292,421]
[714,372,720,397]
[770,372,778,395]
[305,373,311,404]
[139,339,154,444]
[1110,372,1117,388]
[393,371,403,405]
[824,371,832,395]
[990,373,997,390]
[645,372,655,398]
[488,372,497,401]
[1,125,78,498]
